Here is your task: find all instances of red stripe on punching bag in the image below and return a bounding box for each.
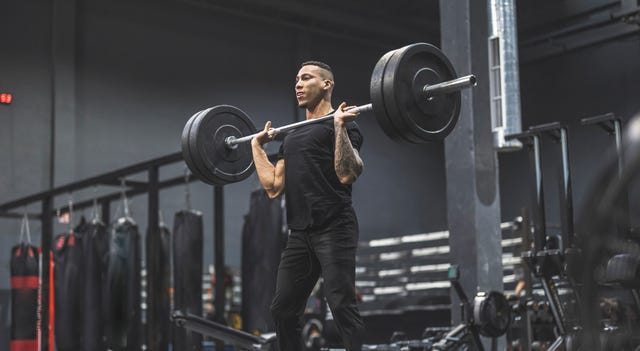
[11,277,39,289]
[10,340,38,351]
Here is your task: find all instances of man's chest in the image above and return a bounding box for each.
[283,123,334,157]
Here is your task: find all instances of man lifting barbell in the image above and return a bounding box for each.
[180,41,479,350]
[251,61,365,351]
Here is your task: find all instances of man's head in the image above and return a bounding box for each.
[295,61,334,109]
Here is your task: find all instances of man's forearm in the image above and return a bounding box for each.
[252,142,277,191]
[334,124,363,184]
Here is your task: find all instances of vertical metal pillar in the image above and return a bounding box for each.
[51,0,78,186]
[557,128,574,249]
[41,196,53,351]
[147,166,160,350]
[528,134,547,251]
[612,119,631,235]
[440,2,504,348]
[214,186,225,350]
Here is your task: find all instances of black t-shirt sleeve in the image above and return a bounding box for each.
[346,122,363,151]
[277,142,284,160]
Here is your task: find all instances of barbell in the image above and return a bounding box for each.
[181,42,477,186]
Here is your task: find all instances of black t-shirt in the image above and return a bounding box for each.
[278,119,363,231]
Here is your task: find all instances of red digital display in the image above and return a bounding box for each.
[1,93,13,104]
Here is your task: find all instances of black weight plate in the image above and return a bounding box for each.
[380,45,427,143]
[382,43,461,143]
[182,109,211,183]
[475,291,510,338]
[186,108,224,185]
[189,106,245,185]
[188,106,234,185]
[370,48,409,142]
[189,105,257,185]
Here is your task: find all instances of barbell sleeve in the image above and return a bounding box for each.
[423,74,477,98]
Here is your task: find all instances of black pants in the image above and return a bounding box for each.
[270,219,364,351]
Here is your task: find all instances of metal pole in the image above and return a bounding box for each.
[558,128,574,249]
[227,74,477,147]
[214,186,225,350]
[147,165,160,350]
[529,135,547,251]
[613,119,631,234]
[226,104,373,146]
[41,196,53,351]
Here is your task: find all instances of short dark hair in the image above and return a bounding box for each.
[301,60,333,74]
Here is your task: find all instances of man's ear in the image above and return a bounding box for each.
[324,79,334,90]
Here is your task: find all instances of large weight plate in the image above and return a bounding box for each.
[382,43,461,143]
[187,105,257,185]
[181,110,200,175]
[370,49,415,143]
[182,109,218,184]
[379,47,427,143]
[186,108,227,185]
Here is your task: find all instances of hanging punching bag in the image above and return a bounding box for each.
[146,222,171,351]
[10,243,40,351]
[82,220,108,351]
[105,218,140,351]
[53,222,85,351]
[242,190,286,334]
[172,210,203,351]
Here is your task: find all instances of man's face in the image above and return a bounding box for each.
[295,65,331,108]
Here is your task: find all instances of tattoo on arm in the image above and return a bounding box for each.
[334,125,363,184]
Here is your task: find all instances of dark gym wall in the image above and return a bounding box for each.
[3,0,636,302]
[0,0,446,292]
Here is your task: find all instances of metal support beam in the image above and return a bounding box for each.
[146,165,161,350]
[41,196,53,351]
[440,1,504,349]
[51,0,78,186]
[214,186,225,351]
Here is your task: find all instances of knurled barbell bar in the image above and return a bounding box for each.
[181,42,477,185]
[224,74,474,147]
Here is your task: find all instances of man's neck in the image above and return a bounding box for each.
[306,100,333,120]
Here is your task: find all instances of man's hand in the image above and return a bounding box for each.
[333,102,360,127]
[252,121,275,147]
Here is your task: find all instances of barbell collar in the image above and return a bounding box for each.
[423,74,477,98]
[225,103,374,147]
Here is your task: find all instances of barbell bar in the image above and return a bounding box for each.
[225,74,476,148]
[182,42,477,185]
